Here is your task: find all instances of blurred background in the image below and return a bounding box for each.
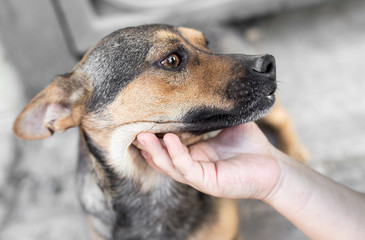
[1,0,365,239]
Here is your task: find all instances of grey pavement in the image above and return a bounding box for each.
[1,0,365,239]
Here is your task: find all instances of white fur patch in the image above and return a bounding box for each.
[109,122,185,190]
[80,173,115,239]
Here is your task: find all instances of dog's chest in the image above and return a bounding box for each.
[111,178,215,240]
[77,153,216,240]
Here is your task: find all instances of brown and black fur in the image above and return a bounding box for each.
[13,24,307,240]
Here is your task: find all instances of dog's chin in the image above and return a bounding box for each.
[181,94,275,136]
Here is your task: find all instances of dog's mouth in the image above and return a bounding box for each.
[147,94,274,148]
[147,87,276,147]
[169,91,275,136]
[181,93,276,135]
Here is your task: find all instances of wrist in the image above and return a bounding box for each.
[240,148,283,200]
[259,148,287,203]
[261,148,324,221]
[261,148,306,204]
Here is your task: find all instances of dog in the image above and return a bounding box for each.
[13,24,307,240]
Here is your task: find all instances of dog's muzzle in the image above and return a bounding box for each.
[181,54,277,135]
[227,54,276,103]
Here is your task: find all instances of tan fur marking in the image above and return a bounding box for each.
[188,198,240,240]
[154,29,179,42]
[177,27,209,50]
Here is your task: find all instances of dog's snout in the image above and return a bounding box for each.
[252,54,276,79]
[226,54,277,103]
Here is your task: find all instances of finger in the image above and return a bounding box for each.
[163,134,210,185]
[137,132,172,170]
[163,134,229,196]
[140,150,164,174]
[134,132,165,151]
[137,133,186,182]
[132,138,145,150]
[163,133,195,172]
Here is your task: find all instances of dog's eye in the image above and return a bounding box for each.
[161,53,181,69]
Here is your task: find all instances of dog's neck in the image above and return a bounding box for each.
[77,126,216,239]
[82,121,203,189]
[80,124,159,190]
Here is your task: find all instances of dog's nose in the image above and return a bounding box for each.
[251,54,276,79]
[226,54,277,102]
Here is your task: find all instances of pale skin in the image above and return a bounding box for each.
[136,123,365,240]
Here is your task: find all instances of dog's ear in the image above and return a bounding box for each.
[13,73,90,140]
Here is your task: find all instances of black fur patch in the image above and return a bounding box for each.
[83,25,176,112]
[83,131,116,178]
[77,137,117,238]
[111,178,216,240]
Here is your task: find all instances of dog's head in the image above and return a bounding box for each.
[13,24,276,176]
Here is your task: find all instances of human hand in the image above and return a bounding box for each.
[138,123,365,240]
[136,122,281,200]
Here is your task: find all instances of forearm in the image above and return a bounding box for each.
[266,150,365,240]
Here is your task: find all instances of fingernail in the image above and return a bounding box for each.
[162,134,170,148]
[161,138,168,148]
[137,134,146,146]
